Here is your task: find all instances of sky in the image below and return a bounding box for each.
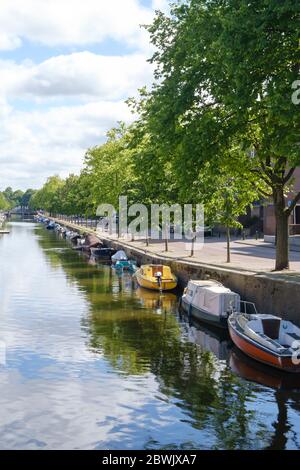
[0,0,169,190]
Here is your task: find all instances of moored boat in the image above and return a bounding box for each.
[111,250,128,264]
[228,312,300,373]
[114,259,137,272]
[134,264,177,291]
[90,247,116,260]
[46,221,55,230]
[73,234,102,253]
[180,280,240,328]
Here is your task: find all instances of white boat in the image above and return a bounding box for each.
[111,250,128,263]
[181,280,240,328]
[228,312,300,373]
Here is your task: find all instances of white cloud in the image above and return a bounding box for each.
[0,32,22,51]
[152,0,170,12]
[0,100,135,190]
[0,49,152,189]
[0,52,153,101]
[0,0,153,51]
[0,0,162,190]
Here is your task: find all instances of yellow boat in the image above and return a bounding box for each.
[134,264,177,291]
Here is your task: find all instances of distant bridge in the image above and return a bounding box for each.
[8,206,37,218]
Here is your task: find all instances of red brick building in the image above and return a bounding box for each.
[264,167,300,236]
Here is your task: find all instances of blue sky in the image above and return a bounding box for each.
[0,0,168,190]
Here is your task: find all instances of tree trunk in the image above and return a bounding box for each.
[265,391,289,450]
[226,226,230,263]
[190,235,195,257]
[274,187,289,271]
[164,225,169,252]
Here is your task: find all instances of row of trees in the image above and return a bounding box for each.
[0,187,36,211]
[30,0,299,270]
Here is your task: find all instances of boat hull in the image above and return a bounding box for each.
[114,260,136,271]
[91,248,116,260]
[181,298,228,328]
[135,273,177,291]
[228,320,300,373]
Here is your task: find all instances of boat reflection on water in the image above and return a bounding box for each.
[229,347,300,391]
[135,287,177,313]
[229,347,300,449]
[180,308,300,392]
[184,317,231,361]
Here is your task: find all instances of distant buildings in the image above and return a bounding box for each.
[263,168,300,236]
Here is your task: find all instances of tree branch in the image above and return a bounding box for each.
[250,168,273,186]
[286,191,300,216]
[283,167,296,185]
[258,187,272,198]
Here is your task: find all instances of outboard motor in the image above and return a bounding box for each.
[155,271,163,292]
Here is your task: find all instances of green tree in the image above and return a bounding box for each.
[84,124,135,208]
[0,193,10,211]
[2,187,24,208]
[12,190,24,207]
[21,189,36,208]
[206,174,258,263]
[2,187,13,205]
[143,0,299,270]
[31,175,64,214]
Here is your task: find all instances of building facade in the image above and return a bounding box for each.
[263,167,300,236]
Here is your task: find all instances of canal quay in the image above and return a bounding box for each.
[1,220,300,450]
[50,216,300,324]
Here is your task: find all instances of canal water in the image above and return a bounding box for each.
[0,221,300,450]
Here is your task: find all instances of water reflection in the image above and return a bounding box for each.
[180,312,300,450]
[0,222,299,449]
[135,288,177,313]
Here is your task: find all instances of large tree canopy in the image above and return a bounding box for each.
[13,0,299,270]
[140,0,299,269]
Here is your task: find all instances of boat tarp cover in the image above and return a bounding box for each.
[193,286,238,317]
[84,234,102,248]
[111,250,128,261]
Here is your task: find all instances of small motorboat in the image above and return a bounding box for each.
[134,264,177,291]
[46,221,55,230]
[73,234,102,253]
[113,259,137,272]
[71,233,83,244]
[111,250,128,263]
[228,312,300,373]
[90,247,116,260]
[180,280,240,328]
[65,230,73,239]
